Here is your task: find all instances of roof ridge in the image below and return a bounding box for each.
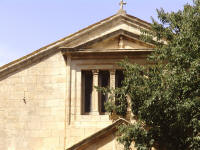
[0,14,118,71]
[0,13,152,79]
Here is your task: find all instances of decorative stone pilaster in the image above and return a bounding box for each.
[110,70,116,89]
[66,55,71,125]
[91,70,99,114]
[109,70,116,103]
[65,54,71,149]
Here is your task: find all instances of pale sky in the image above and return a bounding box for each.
[0,0,192,66]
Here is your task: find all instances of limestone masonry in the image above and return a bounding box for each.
[0,7,154,150]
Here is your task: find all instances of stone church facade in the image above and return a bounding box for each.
[0,7,154,150]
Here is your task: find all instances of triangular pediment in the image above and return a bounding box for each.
[61,14,152,49]
[80,32,153,50]
[0,12,153,78]
[60,29,154,54]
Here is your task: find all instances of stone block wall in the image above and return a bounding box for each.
[66,114,112,148]
[0,52,67,150]
[65,53,149,148]
[0,44,151,150]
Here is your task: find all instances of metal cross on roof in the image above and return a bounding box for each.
[119,0,127,10]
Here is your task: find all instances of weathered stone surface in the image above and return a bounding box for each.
[0,52,66,150]
[0,12,153,150]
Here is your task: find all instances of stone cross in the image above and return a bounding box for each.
[119,0,127,10]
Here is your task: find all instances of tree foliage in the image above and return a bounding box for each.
[103,1,200,149]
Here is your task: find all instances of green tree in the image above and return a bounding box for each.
[103,1,200,149]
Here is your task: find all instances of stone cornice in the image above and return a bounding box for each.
[0,13,152,79]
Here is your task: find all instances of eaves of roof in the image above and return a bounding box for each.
[0,12,152,79]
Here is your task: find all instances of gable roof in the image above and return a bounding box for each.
[67,118,129,150]
[0,12,152,79]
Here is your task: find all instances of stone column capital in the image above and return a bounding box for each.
[92,69,99,75]
[110,69,116,75]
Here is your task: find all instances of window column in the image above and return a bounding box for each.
[110,70,116,89]
[109,70,116,103]
[91,70,99,114]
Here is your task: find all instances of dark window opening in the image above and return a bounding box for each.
[115,70,124,88]
[82,71,93,113]
[98,70,110,113]
[115,70,125,109]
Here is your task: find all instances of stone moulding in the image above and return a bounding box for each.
[67,118,129,150]
[0,13,151,79]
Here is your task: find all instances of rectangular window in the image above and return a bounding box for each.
[82,70,93,113]
[98,70,110,113]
